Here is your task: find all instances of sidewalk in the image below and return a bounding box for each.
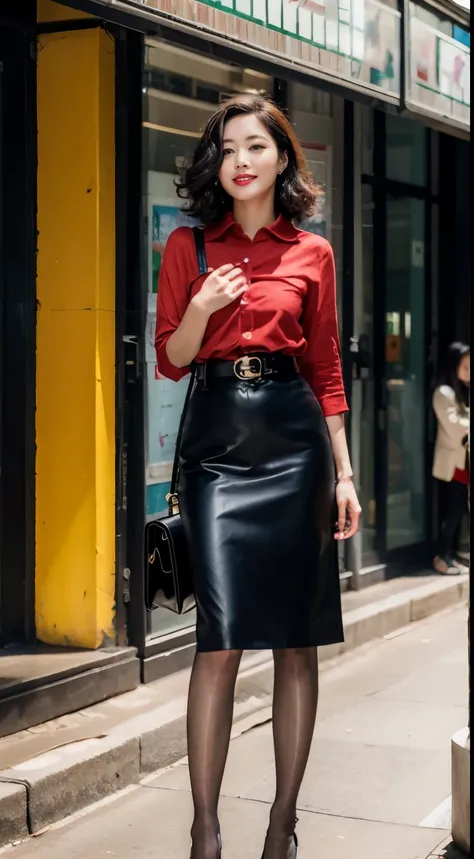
[0,604,468,859]
[0,571,469,849]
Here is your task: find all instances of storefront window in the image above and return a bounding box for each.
[288,81,345,327]
[142,43,350,637]
[386,114,427,187]
[288,82,335,242]
[142,40,274,637]
[288,80,345,571]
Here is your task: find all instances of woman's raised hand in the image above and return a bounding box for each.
[192,264,248,315]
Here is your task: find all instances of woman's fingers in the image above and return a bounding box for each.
[231,284,249,300]
[229,277,248,294]
[213,263,236,276]
[335,502,361,540]
[337,501,346,535]
[215,269,244,291]
[342,507,361,540]
[214,265,243,284]
[226,267,244,281]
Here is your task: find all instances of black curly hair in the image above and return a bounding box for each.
[176,94,321,225]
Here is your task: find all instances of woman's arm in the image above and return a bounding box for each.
[325,414,353,481]
[297,243,349,418]
[326,414,361,540]
[298,242,361,539]
[155,231,247,378]
[166,265,248,368]
[165,300,212,369]
[155,229,197,381]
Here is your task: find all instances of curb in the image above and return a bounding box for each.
[0,783,28,846]
[0,574,468,846]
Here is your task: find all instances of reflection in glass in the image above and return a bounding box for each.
[386,114,427,187]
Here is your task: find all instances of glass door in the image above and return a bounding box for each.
[354,110,431,573]
[385,196,426,551]
[356,184,379,562]
[141,40,275,639]
[356,191,428,565]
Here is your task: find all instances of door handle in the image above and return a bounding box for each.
[123,334,141,382]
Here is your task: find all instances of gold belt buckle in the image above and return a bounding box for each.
[233,355,263,381]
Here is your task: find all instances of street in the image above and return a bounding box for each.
[1,605,468,859]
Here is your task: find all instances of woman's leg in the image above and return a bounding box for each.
[187,649,243,859]
[263,647,319,859]
[436,481,469,565]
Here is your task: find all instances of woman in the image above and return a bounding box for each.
[155,95,361,859]
[432,342,470,575]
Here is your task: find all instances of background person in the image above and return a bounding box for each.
[432,342,470,574]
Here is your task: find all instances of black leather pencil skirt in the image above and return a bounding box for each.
[179,357,344,652]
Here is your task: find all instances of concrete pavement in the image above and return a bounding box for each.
[1,571,468,843]
[0,604,468,859]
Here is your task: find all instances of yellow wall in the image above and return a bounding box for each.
[36,25,116,648]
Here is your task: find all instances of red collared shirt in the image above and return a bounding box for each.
[155,213,348,417]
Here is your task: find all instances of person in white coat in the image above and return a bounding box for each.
[432,342,470,574]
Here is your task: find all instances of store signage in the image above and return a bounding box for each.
[406,3,470,131]
[112,0,401,101]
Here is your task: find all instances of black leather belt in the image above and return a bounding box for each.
[194,353,299,383]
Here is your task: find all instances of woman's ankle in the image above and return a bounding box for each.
[191,813,220,836]
[268,803,297,833]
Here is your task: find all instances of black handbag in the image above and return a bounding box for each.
[144,227,207,614]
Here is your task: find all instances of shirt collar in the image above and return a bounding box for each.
[205,211,300,243]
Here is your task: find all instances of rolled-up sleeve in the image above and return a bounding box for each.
[297,241,348,417]
[154,228,193,382]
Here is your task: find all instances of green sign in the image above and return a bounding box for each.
[120,0,401,98]
[407,2,470,130]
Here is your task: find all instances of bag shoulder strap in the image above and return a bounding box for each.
[193,226,207,278]
[168,227,207,512]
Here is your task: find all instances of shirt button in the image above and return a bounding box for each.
[240,297,249,306]
[243,257,249,264]
[243,331,252,340]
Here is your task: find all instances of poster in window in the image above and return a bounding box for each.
[410,17,437,89]
[439,38,470,106]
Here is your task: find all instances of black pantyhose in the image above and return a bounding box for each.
[187,650,243,859]
[262,647,319,859]
[186,647,319,859]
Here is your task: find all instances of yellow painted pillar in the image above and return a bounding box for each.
[36,23,116,648]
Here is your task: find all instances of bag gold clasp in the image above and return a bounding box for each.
[166,492,180,515]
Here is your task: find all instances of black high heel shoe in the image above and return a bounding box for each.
[292,830,299,858]
[261,818,299,859]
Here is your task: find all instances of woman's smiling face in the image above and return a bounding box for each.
[218,112,288,203]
